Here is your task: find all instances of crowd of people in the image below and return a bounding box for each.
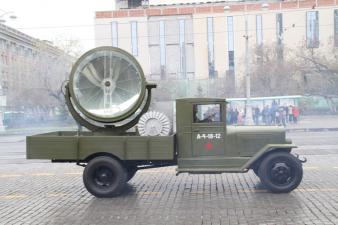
[227,101,300,126]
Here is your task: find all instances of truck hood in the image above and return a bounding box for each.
[227,125,288,156]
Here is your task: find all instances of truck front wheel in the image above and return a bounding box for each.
[258,152,303,193]
[126,167,138,182]
[83,156,127,198]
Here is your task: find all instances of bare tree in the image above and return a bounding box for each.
[249,43,302,97]
[248,40,338,113]
[293,39,338,113]
[6,40,75,122]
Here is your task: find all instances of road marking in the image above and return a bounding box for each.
[64,172,82,175]
[0,174,22,178]
[303,166,319,170]
[296,188,317,192]
[31,173,55,176]
[296,188,338,192]
[232,188,338,193]
[317,188,338,192]
[0,194,27,199]
[139,169,175,174]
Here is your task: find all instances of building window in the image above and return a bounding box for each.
[128,0,142,8]
[228,51,234,71]
[131,21,138,55]
[0,38,6,49]
[159,20,166,79]
[276,13,283,45]
[256,15,263,46]
[111,22,118,47]
[179,19,186,79]
[306,11,319,48]
[227,16,234,72]
[256,15,263,63]
[276,13,283,60]
[335,10,338,47]
[207,17,215,78]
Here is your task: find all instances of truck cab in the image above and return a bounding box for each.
[176,98,298,175]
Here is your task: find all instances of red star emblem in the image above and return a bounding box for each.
[205,142,213,151]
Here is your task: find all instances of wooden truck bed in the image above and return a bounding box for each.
[26,131,175,161]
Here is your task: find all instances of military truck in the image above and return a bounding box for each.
[26,47,305,198]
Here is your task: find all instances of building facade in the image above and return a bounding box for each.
[95,0,338,97]
[0,23,72,126]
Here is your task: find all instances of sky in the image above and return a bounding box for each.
[1,0,115,52]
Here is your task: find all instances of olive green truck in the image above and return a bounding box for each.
[26,47,305,198]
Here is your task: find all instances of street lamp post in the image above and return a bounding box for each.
[224,3,268,125]
[243,3,269,126]
[224,4,254,125]
[244,11,254,126]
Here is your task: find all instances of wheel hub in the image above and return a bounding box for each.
[94,167,113,187]
[271,162,291,184]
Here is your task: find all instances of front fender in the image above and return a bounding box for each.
[241,144,297,171]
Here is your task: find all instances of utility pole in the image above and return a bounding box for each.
[244,10,254,125]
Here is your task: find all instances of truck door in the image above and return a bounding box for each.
[192,103,225,156]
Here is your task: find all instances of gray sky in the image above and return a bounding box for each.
[1,0,115,52]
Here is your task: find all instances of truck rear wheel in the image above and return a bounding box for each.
[83,156,127,198]
[258,152,303,193]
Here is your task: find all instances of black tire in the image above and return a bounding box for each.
[258,152,303,193]
[126,167,138,182]
[83,156,127,198]
[252,166,259,176]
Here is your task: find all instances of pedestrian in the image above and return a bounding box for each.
[265,105,270,125]
[226,106,231,124]
[271,101,278,125]
[256,106,260,125]
[237,108,243,125]
[292,106,299,123]
[252,106,260,125]
[233,108,238,124]
[278,106,286,127]
[269,105,276,125]
[231,108,239,125]
[262,106,266,124]
[288,105,293,123]
[283,104,288,126]
[284,104,289,124]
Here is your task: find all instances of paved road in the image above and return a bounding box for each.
[0,131,338,224]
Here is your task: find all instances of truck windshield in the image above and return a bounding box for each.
[193,104,221,123]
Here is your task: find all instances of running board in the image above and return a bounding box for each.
[176,167,248,175]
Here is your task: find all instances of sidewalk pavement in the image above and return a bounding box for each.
[286,115,338,132]
[0,125,77,136]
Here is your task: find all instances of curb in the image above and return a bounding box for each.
[0,127,77,136]
[286,128,338,132]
